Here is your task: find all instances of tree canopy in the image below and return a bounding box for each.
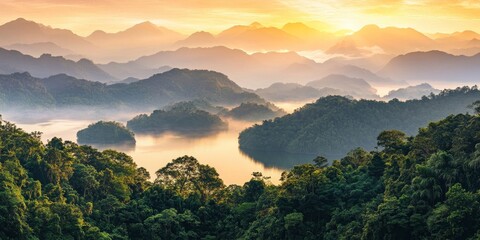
[239,87,480,157]
[77,121,136,145]
[3,108,480,239]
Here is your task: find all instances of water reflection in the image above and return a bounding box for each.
[239,148,345,170]
[135,128,225,140]
[81,142,136,152]
[13,116,338,185]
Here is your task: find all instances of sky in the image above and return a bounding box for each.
[1,0,480,35]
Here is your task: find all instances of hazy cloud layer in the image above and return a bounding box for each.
[0,0,479,35]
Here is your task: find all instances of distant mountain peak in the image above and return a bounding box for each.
[417,83,433,87]
[39,53,54,58]
[175,31,216,47]
[133,21,156,28]
[283,22,308,28]
[127,21,160,32]
[189,31,215,38]
[454,30,480,40]
[9,17,36,25]
[11,72,33,78]
[469,38,480,46]
[88,30,107,37]
[77,58,95,65]
[281,22,321,35]
[249,22,263,28]
[193,31,213,35]
[359,24,381,32]
[12,17,29,23]
[402,50,452,57]
[3,17,42,29]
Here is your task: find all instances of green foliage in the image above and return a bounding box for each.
[77,121,136,145]
[0,72,54,108]
[223,102,286,121]
[239,87,480,156]
[127,105,227,134]
[0,69,266,109]
[4,106,480,238]
[155,156,224,202]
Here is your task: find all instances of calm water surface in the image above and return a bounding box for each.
[15,118,292,185]
[11,101,323,185]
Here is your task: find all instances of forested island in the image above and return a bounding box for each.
[163,100,227,115]
[239,87,480,156]
[223,103,287,121]
[77,121,136,145]
[3,106,480,239]
[127,104,228,134]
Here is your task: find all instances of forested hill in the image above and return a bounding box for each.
[4,107,480,238]
[0,68,265,110]
[239,86,480,155]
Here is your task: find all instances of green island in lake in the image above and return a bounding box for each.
[77,121,136,145]
[127,103,228,134]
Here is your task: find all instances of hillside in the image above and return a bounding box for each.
[0,18,93,52]
[77,121,136,145]
[127,104,227,134]
[3,42,76,58]
[0,48,115,82]
[110,68,266,106]
[239,87,480,156]
[384,83,441,100]
[41,74,116,106]
[174,31,218,48]
[254,82,333,102]
[0,69,266,110]
[306,74,379,99]
[4,104,480,239]
[100,46,395,88]
[223,103,287,121]
[207,22,335,51]
[163,100,227,114]
[379,50,480,84]
[0,72,54,108]
[327,24,436,56]
[86,21,185,62]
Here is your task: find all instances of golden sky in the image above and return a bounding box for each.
[1,0,480,35]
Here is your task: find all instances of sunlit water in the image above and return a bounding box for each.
[7,100,327,185]
[14,118,295,185]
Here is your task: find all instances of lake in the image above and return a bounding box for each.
[12,115,320,185]
[5,101,328,185]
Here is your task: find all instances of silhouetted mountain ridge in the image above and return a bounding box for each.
[379,50,480,84]
[0,69,266,109]
[0,48,114,82]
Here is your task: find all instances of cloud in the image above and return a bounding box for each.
[0,0,479,35]
[0,0,310,35]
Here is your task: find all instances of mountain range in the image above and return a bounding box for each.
[1,18,480,94]
[0,69,266,110]
[379,51,480,86]
[327,25,436,56]
[0,18,93,53]
[176,22,337,52]
[254,83,336,102]
[100,46,399,88]
[306,74,379,99]
[3,42,77,59]
[383,83,440,100]
[86,21,185,62]
[2,18,479,64]
[0,48,114,82]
